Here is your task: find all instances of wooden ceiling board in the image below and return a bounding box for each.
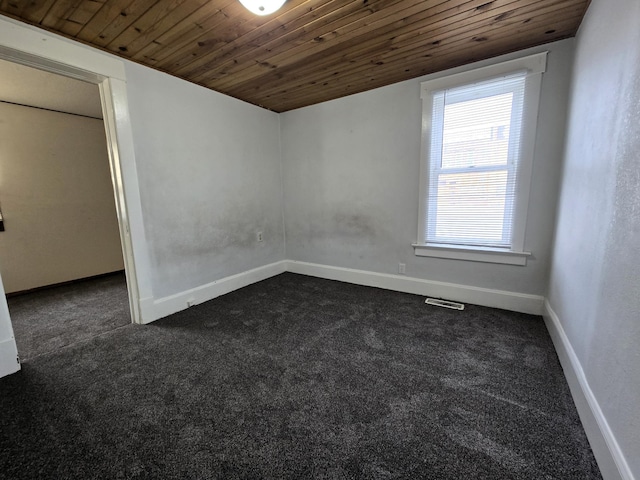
[288,12,580,92]
[129,0,237,62]
[243,0,582,100]
[225,0,529,97]
[207,0,434,87]
[150,1,271,72]
[41,0,82,30]
[91,0,161,48]
[0,0,589,112]
[198,0,425,88]
[266,15,581,111]
[74,0,138,41]
[213,0,581,106]
[111,0,210,56]
[59,0,108,36]
[175,0,370,81]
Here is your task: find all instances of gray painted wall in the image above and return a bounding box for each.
[280,40,574,296]
[124,62,285,299]
[547,0,640,475]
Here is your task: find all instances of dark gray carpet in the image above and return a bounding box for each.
[7,271,130,360]
[0,273,601,479]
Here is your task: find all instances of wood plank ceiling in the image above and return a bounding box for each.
[0,0,590,112]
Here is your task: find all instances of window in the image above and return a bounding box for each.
[414,53,546,266]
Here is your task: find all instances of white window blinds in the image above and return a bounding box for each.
[424,72,526,249]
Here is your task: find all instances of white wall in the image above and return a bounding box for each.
[0,272,18,377]
[281,40,574,297]
[0,102,124,293]
[547,0,640,477]
[123,62,285,300]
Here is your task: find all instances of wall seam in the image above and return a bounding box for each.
[277,112,287,259]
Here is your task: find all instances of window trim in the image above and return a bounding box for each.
[412,243,531,266]
[415,52,547,265]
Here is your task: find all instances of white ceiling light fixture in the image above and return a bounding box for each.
[238,0,286,15]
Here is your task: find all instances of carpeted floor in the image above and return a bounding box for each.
[0,273,601,479]
[7,271,130,361]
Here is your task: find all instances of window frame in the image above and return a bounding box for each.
[413,52,547,266]
[427,80,524,248]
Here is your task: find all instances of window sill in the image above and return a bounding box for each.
[412,243,530,266]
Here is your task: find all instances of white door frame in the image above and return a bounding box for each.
[0,17,154,375]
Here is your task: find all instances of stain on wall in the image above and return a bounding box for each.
[331,212,377,239]
[125,62,285,299]
[288,202,393,265]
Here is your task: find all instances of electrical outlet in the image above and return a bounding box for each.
[398,263,406,275]
[257,231,264,242]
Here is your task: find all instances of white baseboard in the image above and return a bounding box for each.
[543,300,633,480]
[0,337,20,378]
[139,260,287,324]
[285,260,544,315]
[139,259,544,323]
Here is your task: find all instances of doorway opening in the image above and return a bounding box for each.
[0,54,141,364]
